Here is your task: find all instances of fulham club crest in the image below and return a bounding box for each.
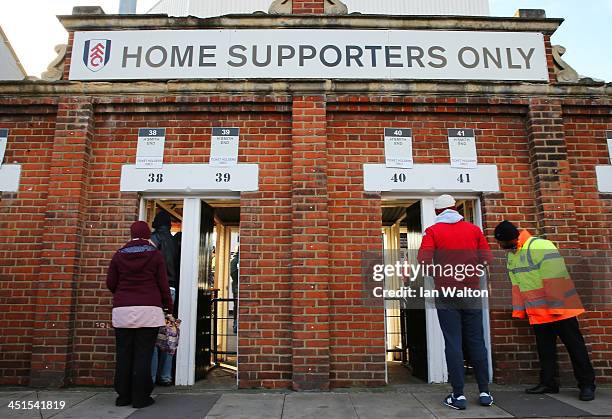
[83,39,111,72]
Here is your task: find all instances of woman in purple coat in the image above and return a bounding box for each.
[107,221,173,409]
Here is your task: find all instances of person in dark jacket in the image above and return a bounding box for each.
[417,194,493,410]
[230,250,239,334]
[150,211,180,386]
[107,221,173,409]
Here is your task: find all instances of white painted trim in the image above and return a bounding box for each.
[175,198,201,385]
[364,164,500,193]
[474,197,494,382]
[421,197,448,383]
[119,163,258,193]
[139,192,241,200]
[138,197,146,221]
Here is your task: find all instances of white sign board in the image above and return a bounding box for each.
[595,166,612,193]
[69,30,549,81]
[136,128,166,169]
[0,164,21,192]
[210,127,239,166]
[363,164,500,192]
[448,129,477,169]
[384,128,413,169]
[607,131,612,163]
[0,128,7,167]
[120,164,258,192]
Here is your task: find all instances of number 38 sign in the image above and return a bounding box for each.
[136,128,166,169]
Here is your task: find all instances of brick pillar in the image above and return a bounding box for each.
[290,96,330,390]
[293,0,325,14]
[526,98,578,246]
[29,97,93,387]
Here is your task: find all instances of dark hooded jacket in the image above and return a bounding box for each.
[106,238,173,312]
[151,225,179,288]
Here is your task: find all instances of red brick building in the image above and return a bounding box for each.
[0,0,610,390]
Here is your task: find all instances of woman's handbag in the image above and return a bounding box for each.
[156,315,181,355]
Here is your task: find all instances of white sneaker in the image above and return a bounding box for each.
[479,392,494,406]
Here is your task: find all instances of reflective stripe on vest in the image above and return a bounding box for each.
[507,236,583,322]
[508,251,563,274]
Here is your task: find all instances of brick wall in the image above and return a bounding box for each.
[0,92,610,388]
[293,0,325,14]
[563,103,612,380]
[0,100,56,385]
[60,96,295,387]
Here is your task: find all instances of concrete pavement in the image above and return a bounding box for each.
[2,385,610,419]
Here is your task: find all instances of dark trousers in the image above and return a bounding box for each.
[437,308,490,395]
[115,327,158,404]
[533,316,595,389]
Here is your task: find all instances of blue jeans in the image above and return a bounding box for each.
[151,287,175,383]
[151,347,173,383]
[437,308,489,395]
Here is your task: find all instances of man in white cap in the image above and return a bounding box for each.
[417,194,493,410]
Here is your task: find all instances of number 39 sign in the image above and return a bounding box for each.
[210,127,239,166]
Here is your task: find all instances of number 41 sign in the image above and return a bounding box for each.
[448,129,478,169]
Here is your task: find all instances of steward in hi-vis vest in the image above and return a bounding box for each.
[507,231,584,324]
[494,221,596,402]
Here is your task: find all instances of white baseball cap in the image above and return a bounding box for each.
[434,194,456,210]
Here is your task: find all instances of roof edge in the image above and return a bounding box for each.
[57,14,564,35]
[0,79,609,98]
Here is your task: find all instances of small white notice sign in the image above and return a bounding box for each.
[384,128,413,169]
[0,129,8,167]
[448,129,477,169]
[210,127,239,166]
[607,131,612,163]
[0,164,21,192]
[136,128,166,169]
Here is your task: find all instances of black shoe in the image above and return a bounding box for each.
[525,384,559,394]
[115,397,131,407]
[579,386,595,401]
[133,396,155,409]
[158,379,173,387]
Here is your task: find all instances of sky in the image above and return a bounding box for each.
[0,0,610,81]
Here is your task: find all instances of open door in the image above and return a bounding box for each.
[195,202,215,381]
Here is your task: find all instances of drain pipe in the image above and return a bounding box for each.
[119,0,137,14]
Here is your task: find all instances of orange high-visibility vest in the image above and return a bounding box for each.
[507,232,584,325]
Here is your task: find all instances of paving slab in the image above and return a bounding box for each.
[548,389,612,417]
[492,392,591,418]
[205,393,284,419]
[413,392,513,418]
[36,391,97,419]
[128,393,220,419]
[52,392,139,419]
[350,392,435,419]
[282,393,357,419]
